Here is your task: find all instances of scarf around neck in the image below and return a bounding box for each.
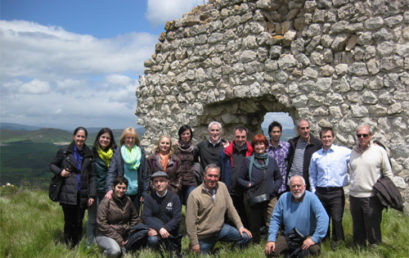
[249,152,269,179]
[97,147,113,167]
[178,141,194,153]
[121,145,142,170]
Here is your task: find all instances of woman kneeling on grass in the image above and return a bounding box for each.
[96,176,148,257]
[49,126,96,248]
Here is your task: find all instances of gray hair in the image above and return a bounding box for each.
[289,175,306,186]
[204,163,221,175]
[296,119,309,129]
[357,124,372,135]
[208,121,222,132]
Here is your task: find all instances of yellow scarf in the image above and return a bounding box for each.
[97,147,113,167]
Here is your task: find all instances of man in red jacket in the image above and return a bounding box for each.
[220,126,253,227]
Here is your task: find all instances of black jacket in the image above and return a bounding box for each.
[373,177,403,211]
[106,145,149,196]
[287,134,322,190]
[49,141,96,207]
[142,190,181,236]
[237,155,282,199]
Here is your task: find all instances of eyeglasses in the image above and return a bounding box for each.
[356,134,369,138]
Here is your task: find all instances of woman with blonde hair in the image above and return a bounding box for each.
[106,127,149,210]
[147,135,181,194]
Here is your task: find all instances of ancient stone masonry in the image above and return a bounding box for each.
[136,0,409,211]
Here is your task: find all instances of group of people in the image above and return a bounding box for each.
[49,119,393,256]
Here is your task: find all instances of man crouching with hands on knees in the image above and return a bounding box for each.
[186,164,252,254]
[265,175,328,257]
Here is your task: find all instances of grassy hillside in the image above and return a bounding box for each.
[0,142,59,188]
[1,186,408,257]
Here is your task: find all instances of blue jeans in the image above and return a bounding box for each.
[86,192,105,246]
[198,224,250,254]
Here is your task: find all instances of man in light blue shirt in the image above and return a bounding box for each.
[309,127,351,249]
[265,175,328,257]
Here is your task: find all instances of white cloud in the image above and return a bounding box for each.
[146,0,207,26]
[0,20,157,129]
[20,79,50,94]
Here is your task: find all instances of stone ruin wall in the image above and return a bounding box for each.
[136,0,409,210]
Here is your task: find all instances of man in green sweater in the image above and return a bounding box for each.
[186,163,252,254]
[349,124,393,247]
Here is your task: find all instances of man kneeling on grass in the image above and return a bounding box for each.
[265,175,328,257]
[142,171,182,255]
[96,176,148,257]
[186,163,252,254]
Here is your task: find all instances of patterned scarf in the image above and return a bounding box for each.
[121,145,141,170]
[97,147,113,167]
[248,152,269,179]
[178,141,194,153]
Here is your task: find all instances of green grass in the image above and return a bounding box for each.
[1,186,408,257]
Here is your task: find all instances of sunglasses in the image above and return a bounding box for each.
[356,134,369,138]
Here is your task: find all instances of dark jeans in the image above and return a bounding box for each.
[316,187,345,241]
[86,192,105,245]
[268,235,320,257]
[232,194,248,228]
[244,197,276,243]
[198,223,250,254]
[350,196,383,246]
[61,200,86,247]
[128,194,141,213]
[180,185,196,205]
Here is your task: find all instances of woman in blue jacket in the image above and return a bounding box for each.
[237,134,282,243]
[86,128,117,247]
[106,127,149,211]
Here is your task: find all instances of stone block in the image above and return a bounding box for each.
[240,50,257,63]
[351,104,369,117]
[364,17,384,30]
[349,62,369,76]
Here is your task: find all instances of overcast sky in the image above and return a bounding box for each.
[0,0,294,130]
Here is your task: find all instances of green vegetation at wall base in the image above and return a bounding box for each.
[1,189,408,257]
